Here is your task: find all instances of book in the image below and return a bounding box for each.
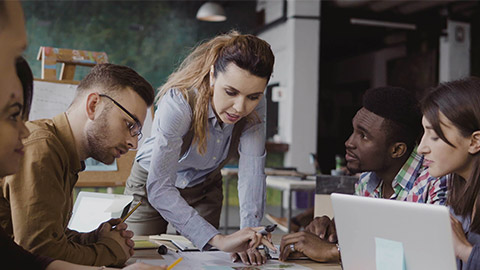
[149,234,218,251]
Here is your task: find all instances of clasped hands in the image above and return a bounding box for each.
[279,215,340,263]
[96,218,135,258]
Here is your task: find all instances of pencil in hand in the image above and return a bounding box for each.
[121,200,142,223]
[111,201,142,230]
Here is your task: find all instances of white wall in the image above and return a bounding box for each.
[258,0,320,173]
[439,20,471,82]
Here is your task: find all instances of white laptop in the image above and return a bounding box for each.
[68,191,133,233]
[331,193,456,270]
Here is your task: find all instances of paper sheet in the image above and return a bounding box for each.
[30,81,77,120]
[137,251,310,270]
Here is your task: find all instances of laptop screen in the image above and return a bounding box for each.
[331,193,456,270]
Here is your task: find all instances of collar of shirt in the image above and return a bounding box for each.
[52,113,85,174]
[207,102,233,131]
[365,147,423,196]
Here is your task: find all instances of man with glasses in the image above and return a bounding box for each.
[0,63,155,267]
[99,94,144,141]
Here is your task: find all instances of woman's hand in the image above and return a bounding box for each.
[209,227,273,253]
[230,248,267,266]
[451,215,473,262]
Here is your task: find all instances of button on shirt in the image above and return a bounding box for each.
[355,148,448,204]
[136,89,267,250]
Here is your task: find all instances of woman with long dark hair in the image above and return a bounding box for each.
[419,76,480,269]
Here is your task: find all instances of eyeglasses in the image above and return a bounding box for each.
[99,94,143,140]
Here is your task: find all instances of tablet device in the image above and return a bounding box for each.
[68,191,133,232]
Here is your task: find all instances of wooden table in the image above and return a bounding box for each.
[129,235,341,270]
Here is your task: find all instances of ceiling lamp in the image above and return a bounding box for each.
[196,2,226,22]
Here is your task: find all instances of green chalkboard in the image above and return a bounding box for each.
[22,0,257,90]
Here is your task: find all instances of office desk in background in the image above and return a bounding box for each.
[314,175,358,218]
[221,168,316,233]
[265,175,317,232]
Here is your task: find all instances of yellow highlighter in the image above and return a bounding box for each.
[167,257,183,270]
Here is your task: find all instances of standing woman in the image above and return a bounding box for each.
[124,31,274,264]
[418,77,480,270]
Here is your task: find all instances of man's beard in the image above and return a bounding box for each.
[85,112,115,164]
[346,165,361,175]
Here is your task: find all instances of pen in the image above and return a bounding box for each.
[258,224,277,235]
[167,257,183,270]
[112,201,141,230]
[258,224,277,251]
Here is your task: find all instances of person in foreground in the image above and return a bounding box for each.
[0,61,153,266]
[124,31,275,265]
[277,86,448,262]
[418,77,480,270]
[0,52,165,270]
[0,14,156,264]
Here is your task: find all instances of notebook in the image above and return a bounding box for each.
[149,234,219,251]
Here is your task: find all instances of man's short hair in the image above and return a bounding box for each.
[363,86,422,151]
[77,63,154,106]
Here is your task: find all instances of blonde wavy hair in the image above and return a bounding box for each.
[156,30,275,155]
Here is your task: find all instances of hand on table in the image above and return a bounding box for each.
[209,227,275,253]
[279,231,339,263]
[304,216,337,243]
[230,248,267,266]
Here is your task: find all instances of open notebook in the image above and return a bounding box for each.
[150,234,219,251]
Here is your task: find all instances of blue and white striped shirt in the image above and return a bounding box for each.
[136,88,267,250]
